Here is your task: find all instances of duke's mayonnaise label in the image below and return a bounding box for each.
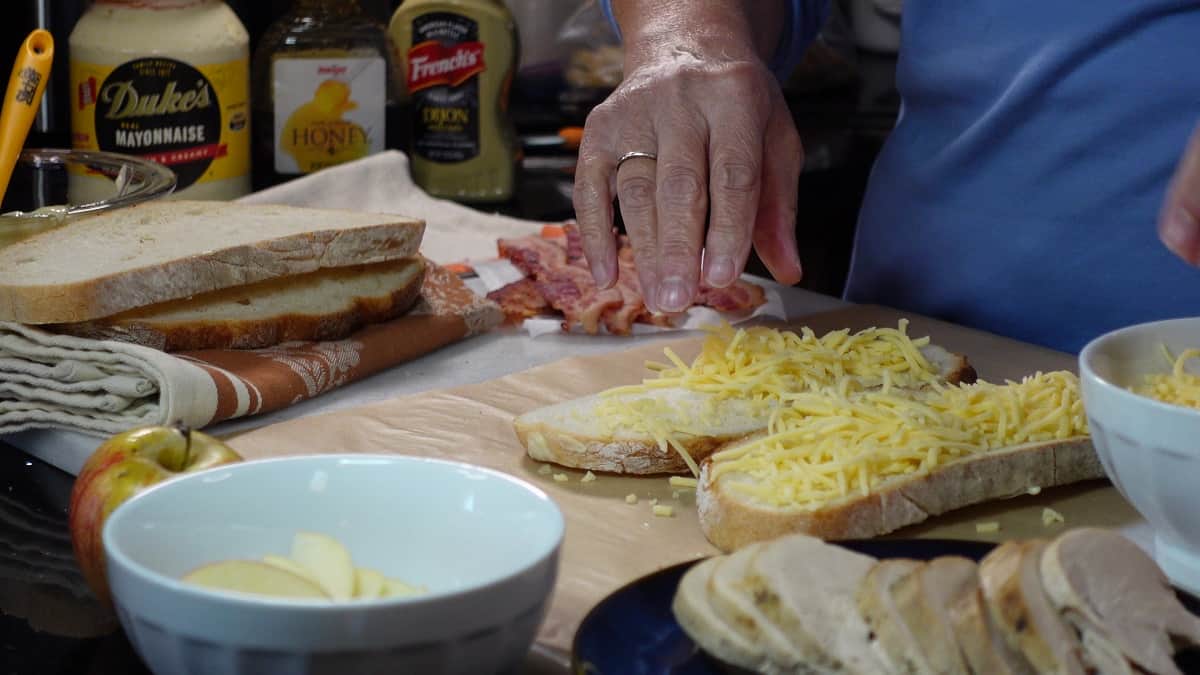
[70,56,250,193]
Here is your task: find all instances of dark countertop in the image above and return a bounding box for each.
[0,51,898,674]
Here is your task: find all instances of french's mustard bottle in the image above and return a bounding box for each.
[69,0,251,201]
[389,0,519,204]
[252,0,401,190]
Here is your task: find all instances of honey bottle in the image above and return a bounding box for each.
[252,0,401,190]
[388,0,519,204]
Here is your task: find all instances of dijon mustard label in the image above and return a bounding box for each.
[272,57,386,174]
[407,12,484,163]
[71,57,250,191]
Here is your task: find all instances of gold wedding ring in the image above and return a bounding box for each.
[616,151,658,169]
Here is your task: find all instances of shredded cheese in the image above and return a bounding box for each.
[581,470,597,483]
[552,473,569,483]
[709,370,1088,509]
[1134,347,1200,410]
[976,521,1001,534]
[625,494,638,504]
[537,464,552,475]
[1042,507,1065,526]
[652,505,675,518]
[669,476,698,489]
[593,321,946,476]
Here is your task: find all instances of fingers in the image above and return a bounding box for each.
[616,152,662,310]
[752,104,804,286]
[573,104,621,287]
[1160,122,1200,266]
[654,116,710,312]
[703,111,763,288]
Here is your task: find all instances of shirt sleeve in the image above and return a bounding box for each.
[598,0,830,81]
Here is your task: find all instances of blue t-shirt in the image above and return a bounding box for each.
[600,0,1200,353]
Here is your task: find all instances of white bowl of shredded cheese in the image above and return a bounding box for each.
[1080,317,1200,594]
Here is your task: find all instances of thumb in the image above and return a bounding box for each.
[1159,122,1200,266]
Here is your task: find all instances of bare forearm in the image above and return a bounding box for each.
[611,0,787,69]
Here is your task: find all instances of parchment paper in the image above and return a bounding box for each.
[224,305,1141,655]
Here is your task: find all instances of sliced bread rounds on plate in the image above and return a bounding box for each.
[51,258,426,351]
[0,200,425,324]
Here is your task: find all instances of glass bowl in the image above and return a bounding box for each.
[0,148,177,248]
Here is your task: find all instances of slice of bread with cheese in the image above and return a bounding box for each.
[50,258,426,351]
[516,323,976,475]
[698,435,1099,550]
[695,368,1099,550]
[0,200,425,324]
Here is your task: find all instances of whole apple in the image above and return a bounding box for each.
[69,424,242,606]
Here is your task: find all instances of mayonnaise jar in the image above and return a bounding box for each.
[69,0,251,201]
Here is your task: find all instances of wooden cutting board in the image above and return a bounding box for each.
[224,304,1141,654]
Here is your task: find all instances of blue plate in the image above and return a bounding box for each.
[571,538,1200,675]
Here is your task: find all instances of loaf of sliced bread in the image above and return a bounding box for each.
[50,258,426,351]
[0,200,425,324]
[514,343,976,475]
[697,436,1101,551]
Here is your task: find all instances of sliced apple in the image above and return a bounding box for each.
[262,554,321,586]
[290,531,355,600]
[182,560,328,599]
[384,577,427,598]
[354,567,386,599]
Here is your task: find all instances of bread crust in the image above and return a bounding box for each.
[696,436,1100,552]
[52,259,426,351]
[0,201,425,324]
[515,423,748,475]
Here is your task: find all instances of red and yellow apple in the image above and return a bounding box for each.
[68,424,243,606]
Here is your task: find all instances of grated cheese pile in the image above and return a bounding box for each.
[709,370,1088,509]
[591,321,947,475]
[1134,346,1200,410]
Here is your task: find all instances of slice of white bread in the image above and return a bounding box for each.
[515,343,976,475]
[745,534,889,674]
[979,540,1087,675]
[1040,528,1200,675]
[0,200,425,324]
[670,557,764,671]
[697,436,1100,552]
[50,258,426,351]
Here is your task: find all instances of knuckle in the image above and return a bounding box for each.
[659,228,701,262]
[659,167,705,208]
[713,159,759,194]
[617,174,657,212]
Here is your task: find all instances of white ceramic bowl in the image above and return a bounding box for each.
[1079,317,1200,594]
[102,455,564,675]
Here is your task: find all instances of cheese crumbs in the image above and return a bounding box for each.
[1134,346,1200,410]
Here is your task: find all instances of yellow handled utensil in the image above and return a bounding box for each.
[0,29,54,202]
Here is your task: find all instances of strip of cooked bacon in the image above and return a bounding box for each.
[486,278,549,324]
[497,235,567,276]
[493,227,767,333]
[696,279,767,312]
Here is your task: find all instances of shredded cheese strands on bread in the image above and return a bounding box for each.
[591,321,947,475]
[710,371,1088,509]
[1135,347,1200,410]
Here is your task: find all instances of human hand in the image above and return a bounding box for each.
[573,30,803,313]
[1159,122,1200,265]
